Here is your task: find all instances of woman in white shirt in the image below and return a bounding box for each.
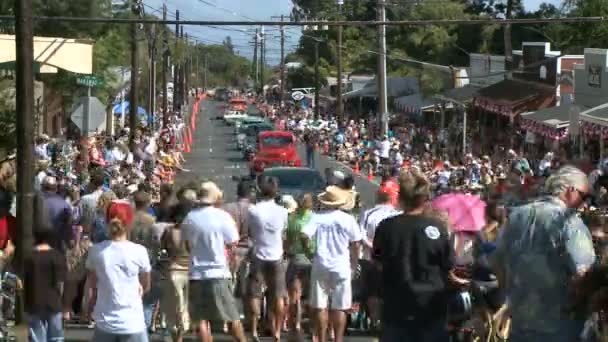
[86,201,152,342]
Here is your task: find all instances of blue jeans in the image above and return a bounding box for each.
[28,311,64,342]
[143,275,162,329]
[382,320,448,342]
[306,147,315,168]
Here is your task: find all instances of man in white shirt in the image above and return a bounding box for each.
[303,186,362,342]
[246,177,288,342]
[359,191,400,329]
[182,182,246,342]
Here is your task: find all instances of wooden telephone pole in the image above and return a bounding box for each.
[14,0,35,332]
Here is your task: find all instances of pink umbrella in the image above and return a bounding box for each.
[432,193,487,232]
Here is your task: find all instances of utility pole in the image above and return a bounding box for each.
[504,0,514,79]
[14,0,35,331]
[204,53,208,90]
[179,27,185,107]
[173,10,180,110]
[147,22,157,128]
[129,1,141,150]
[183,32,189,105]
[271,15,286,107]
[336,0,344,123]
[260,26,265,95]
[280,16,285,107]
[252,28,259,91]
[378,0,389,135]
[162,4,168,127]
[195,48,199,91]
[314,39,320,120]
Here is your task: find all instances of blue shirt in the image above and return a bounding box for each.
[494,197,595,339]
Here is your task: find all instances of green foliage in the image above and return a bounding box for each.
[0,80,16,151]
[192,43,251,88]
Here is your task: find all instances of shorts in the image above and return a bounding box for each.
[359,259,381,301]
[189,279,240,323]
[286,256,312,286]
[286,257,312,298]
[309,265,352,311]
[247,258,287,300]
[91,329,148,342]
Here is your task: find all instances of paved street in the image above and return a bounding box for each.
[64,99,378,341]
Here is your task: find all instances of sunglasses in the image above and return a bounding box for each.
[575,188,593,202]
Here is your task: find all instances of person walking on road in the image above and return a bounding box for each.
[85,200,151,342]
[359,190,400,328]
[182,181,247,342]
[373,172,454,342]
[285,193,315,336]
[304,129,317,169]
[302,186,362,342]
[24,228,67,342]
[492,165,596,342]
[223,179,255,285]
[247,177,289,342]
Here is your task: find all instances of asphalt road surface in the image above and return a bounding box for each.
[64,100,379,341]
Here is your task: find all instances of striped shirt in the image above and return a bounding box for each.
[359,204,400,260]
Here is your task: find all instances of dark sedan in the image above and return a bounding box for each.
[259,167,326,199]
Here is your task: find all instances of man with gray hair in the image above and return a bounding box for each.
[492,165,596,342]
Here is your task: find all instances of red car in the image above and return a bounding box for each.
[250,131,301,177]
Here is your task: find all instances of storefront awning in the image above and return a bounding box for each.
[434,85,480,106]
[394,93,437,114]
[343,77,419,99]
[473,79,555,118]
[581,103,608,137]
[520,104,576,140]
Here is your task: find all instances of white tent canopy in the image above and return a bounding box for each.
[0,34,93,74]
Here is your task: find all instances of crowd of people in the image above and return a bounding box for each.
[2,94,608,342]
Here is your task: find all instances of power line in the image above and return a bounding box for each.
[2,16,605,26]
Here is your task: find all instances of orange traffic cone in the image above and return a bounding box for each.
[368,168,374,181]
[354,161,360,175]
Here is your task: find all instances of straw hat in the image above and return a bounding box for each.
[198,181,223,205]
[318,186,350,209]
[280,195,298,214]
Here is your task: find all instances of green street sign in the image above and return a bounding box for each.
[0,61,42,78]
[76,75,103,88]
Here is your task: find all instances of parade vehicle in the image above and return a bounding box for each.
[223,98,249,124]
[234,115,268,134]
[258,167,325,199]
[250,131,301,177]
[237,122,274,153]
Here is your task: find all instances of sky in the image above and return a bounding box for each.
[146,0,299,64]
[145,0,562,64]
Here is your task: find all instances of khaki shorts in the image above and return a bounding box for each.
[246,258,287,300]
[160,270,190,332]
[189,279,241,323]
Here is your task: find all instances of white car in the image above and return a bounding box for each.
[223,110,248,125]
